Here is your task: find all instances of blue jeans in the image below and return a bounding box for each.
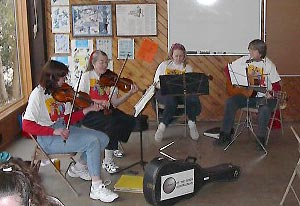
[221,95,277,138]
[37,120,109,177]
[156,89,201,126]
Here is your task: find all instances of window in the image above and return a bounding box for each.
[0,0,31,118]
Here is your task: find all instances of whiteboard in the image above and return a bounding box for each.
[168,0,263,55]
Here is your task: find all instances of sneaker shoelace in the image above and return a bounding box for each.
[99,180,116,195]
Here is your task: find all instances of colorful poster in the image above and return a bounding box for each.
[70,39,93,86]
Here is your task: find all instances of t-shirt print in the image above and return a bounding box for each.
[165,67,186,75]
[89,78,109,101]
[45,97,65,122]
[247,64,266,87]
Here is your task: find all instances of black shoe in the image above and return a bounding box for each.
[214,132,231,147]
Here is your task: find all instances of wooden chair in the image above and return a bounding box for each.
[29,134,78,197]
[280,126,300,205]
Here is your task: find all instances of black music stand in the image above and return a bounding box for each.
[113,114,148,174]
[224,63,268,154]
[113,88,154,174]
[159,72,209,136]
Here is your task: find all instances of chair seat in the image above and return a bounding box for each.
[33,147,76,160]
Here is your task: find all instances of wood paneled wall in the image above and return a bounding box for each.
[45,0,300,122]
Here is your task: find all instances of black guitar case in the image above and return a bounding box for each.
[143,157,240,206]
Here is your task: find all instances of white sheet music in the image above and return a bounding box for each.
[134,83,156,117]
[228,63,248,87]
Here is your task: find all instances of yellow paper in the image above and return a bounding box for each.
[114,175,143,193]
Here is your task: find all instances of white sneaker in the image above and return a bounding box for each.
[114,150,124,158]
[102,160,119,174]
[188,120,199,140]
[67,163,91,181]
[155,123,166,142]
[90,181,118,203]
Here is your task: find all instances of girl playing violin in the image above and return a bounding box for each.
[22,60,118,203]
[79,50,138,174]
[153,43,202,142]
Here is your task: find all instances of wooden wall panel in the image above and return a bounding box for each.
[45,0,300,122]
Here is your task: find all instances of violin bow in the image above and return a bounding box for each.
[108,53,129,102]
[64,71,83,143]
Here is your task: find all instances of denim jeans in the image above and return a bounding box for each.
[37,120,109,177]
[156,89,201,126]
[221,95,277,138]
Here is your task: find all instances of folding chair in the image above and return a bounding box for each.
[155,98,186,125]
[280,126,300,205]
[231,91,287,146]
[29,134,78,197]
[154,98,188,137]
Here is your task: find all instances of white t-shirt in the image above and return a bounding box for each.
[79,70,118,100]
[229,55,281,97]
[153,60,193,89]
[23,85,71,126]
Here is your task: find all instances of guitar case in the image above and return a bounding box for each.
[143,156,240,206]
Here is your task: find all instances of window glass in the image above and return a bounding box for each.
[0,0,21,110]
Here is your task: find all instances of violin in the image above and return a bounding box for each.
[99,69,134,92]
[52,83,93,109]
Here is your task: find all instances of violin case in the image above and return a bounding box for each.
[143,157,240,206]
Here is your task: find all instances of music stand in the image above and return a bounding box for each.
[159,72,209,136]
[113,85,156,174]
[224,63,268,154]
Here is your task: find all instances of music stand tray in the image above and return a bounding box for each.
[159,72,209,96]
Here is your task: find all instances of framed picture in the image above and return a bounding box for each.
[51,6,70,33]
[116,4,157,36]
[72,5,112,37]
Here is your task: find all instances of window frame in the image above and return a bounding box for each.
[0,0,32,120]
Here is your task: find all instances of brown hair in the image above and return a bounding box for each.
[39,60,68,94]
[248,39,267,59]
[0,158,50,206]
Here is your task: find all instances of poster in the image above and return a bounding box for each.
[72,5,112,37]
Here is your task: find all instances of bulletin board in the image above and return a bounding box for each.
[168,0,263,55]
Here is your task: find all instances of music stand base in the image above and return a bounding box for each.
[224,121,267,154]
[113,130,147,175]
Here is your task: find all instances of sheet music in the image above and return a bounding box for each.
[133,82,156,117]
[228,63,248,87]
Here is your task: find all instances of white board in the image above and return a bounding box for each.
[168,0,263,55]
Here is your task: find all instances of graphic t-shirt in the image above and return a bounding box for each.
[79,70,117,101]
[153,60,193,89]
[23,85,71,126]
[230,55,281,97]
